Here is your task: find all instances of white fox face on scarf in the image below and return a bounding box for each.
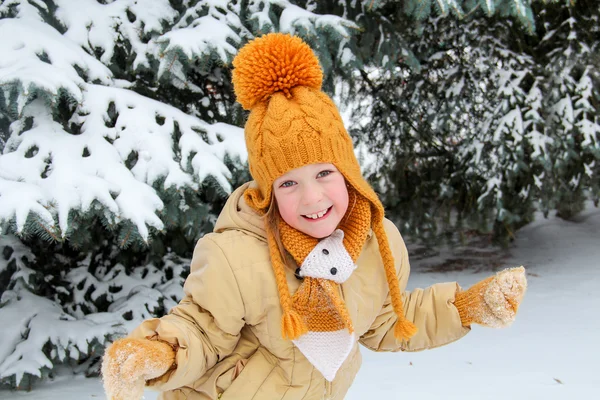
[297,230,357,284]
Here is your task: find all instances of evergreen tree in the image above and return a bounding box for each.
[346,0,599,244]
[535,0,600,218]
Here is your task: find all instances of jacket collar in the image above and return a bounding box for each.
[214,181,267,241]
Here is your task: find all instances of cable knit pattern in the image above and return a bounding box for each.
[232,32,418,343]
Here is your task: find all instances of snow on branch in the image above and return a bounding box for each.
[154,1,244,77]
[54,0,177,69]
[0,18,112,114]
[0,285,116,387]
[0,234,189,388]
[277,0,358,37]
[0,84,245,241]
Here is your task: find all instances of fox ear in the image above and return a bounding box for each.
[330,229,344,240]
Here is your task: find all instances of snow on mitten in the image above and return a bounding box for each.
[101,337,176,400]
[454,266,527,328]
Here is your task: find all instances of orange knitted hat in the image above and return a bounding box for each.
[232,33,417,342]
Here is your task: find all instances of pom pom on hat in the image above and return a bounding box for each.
[232,33,323,110]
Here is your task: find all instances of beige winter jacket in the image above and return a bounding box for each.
[129,182,470,399]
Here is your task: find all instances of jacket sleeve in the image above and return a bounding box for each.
[128,235,245,391]
[359,219,470,352]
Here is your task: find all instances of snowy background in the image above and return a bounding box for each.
[2,204,598,399]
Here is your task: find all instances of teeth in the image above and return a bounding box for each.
[305,208,328,219]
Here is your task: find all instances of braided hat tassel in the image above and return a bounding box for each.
[265,223,308,340]
[372,219,418,341]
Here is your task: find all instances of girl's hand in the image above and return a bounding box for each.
[101,337,176,400]
[454,266,527,328]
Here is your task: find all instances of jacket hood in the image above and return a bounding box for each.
[214,181,266,241]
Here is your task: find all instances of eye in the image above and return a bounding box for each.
[317,170,333,178]
[279,180,296,188]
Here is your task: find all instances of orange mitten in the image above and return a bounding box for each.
[454,266,527,328]
[101,337,177,400]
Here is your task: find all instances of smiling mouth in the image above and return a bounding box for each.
[302,206,333,220]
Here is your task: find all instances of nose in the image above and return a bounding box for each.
[301,181,324,206]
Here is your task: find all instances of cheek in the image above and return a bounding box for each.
[279,204,296,224]
[331,180,349,213]
[336,189,349,214]
[274,192,298,224]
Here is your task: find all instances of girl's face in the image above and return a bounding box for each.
[273,163,349,239]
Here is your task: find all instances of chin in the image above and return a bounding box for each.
[306,225,336,239]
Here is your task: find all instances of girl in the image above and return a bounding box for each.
[101,33,527,400]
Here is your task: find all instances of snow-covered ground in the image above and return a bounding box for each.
[2,206,599,399]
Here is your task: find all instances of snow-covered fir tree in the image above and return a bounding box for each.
[348,1,599,245]
[535,0,600,218]
[347,15,538,243]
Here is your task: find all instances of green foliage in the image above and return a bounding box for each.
[348,0,599,245]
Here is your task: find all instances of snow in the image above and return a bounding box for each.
[55,0,177,68]
[0,84,245,240]
[1,205,599,398]
[158,2,241,66]
[277,0,358,38]
[0,17,112,109]
[0,242,189,388]
[0,288,117,386]
[493,106,523,143]
[353,206,600,399]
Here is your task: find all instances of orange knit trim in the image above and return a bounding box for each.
[336,187,372,261]
[279,222,319,265]
[454,276,494,326]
